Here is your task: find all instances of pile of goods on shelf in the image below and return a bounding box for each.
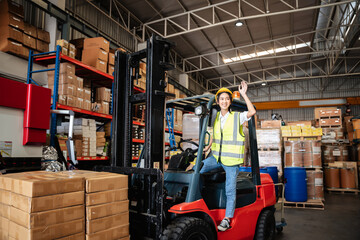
[0,0,50,59]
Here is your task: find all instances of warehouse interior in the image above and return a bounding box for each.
[0,0,360,239]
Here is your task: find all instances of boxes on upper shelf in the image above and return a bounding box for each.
[82,48,108,62]
[36,28,50,43]
[108,52,115,65]
[95,87,111,102]
[56,39,69,49]
[48,62,76,76]
[0,40,25,57]
[23,34,36,49]
[0,12,24,31]
[0,0,24,18]
[24,23,37,38]
[36,39,49,52]
[0,26,23,43]
[83,37,110,52]
[108,64,114,75]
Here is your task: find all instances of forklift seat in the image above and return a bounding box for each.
[201,168,226,183]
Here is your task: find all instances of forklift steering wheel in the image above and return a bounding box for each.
[178,139,199,154]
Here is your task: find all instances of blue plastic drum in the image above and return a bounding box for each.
[284,167,307,202]
[239,166,252,172]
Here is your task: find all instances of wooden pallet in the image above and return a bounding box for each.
[319,125,342,128]
[282,199,325,210]
[283,136,321,141]
[319,115,341,119]
[257,145,282,151]
[326,188,359,195]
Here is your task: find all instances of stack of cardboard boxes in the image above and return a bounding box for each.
[48,62,91,111]
[70,38,85,61]
[56,39,76,58]
[73,118,97,157]
[82,37,110,73]
[133,63,146,90]
[0,1,49,59]
[63,171,129,240]
[94,87,111,115]
[0,171,85,239]
[96,132,106,156]
[108,51,115,75]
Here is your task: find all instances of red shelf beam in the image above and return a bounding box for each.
[57,104,112,119]
[68,156,109,161]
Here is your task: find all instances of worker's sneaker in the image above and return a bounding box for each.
[217,218,231,231]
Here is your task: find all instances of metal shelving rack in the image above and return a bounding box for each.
[28,46,115,161]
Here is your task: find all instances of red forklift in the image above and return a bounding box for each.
[95,35,285,240]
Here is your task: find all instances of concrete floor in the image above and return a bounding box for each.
[275,193,360,240]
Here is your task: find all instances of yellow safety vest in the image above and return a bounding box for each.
[212,112,245,166]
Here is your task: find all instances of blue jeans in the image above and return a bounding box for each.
[200,155,239,218]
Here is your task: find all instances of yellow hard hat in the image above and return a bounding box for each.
[215,88,233,101]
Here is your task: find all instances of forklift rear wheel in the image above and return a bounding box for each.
[161,216,215,240]
[254,209,275,240]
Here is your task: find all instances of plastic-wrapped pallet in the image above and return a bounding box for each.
[258,151,282,174]
[256,129,281,149]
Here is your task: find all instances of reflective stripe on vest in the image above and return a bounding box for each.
[212,112,245,166]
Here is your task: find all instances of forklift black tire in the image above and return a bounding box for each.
[276,226,283,233]
[254,209,275,240]
[161,216,215,240]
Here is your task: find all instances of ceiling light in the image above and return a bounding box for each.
[261,82,267,86]
[235,20,244,27]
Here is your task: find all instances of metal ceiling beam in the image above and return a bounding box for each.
[206,56,360,91]
[142,0,356,40]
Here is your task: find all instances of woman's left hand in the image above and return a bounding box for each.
[239,81,248,96]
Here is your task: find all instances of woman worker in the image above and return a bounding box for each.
[201,80,256,231]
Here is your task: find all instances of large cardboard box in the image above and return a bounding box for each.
[86,188,128,206]
[11,191,84,213]
[100,101,110,115]
[86,212,129,234]
[37,28,50,43]
[0,25,23,43]
[0,0,24,18]
[9,218,85,240]
[67,95,76,107]
[95,87,111,102]
[84,37,109,52]
[108,64,114,75]
[0,171,84,197]
[86,224,129,240]
[84,100,91,111]
[36,39,49,52]
[86,200,129,220]
[57,232,85,240]
[49,83,76,96]
[24,23,37,38]
[82,48,108,62]
[48,62,75,76]
[84,88,91,101]
[77,88,84,98]
[0,39,24,56]
[108,52,115,65]
[314,107,337,119]
[261,120,282,129]
[89,59,107,73]
[23,34,36,49]
[76,76,84,88]
[10,205,84,228]
[48,73,76,86]
[0,12,24,30]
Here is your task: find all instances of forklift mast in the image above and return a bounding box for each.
[96,35,174,239]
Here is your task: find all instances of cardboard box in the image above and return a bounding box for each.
[84,100,91,111]
[0,171,84,197]
[24,23,37,38]
[67,95,75,107]
[353,119,360,130]
[86,200,128,220]
[48,62,75,76]
[96,132,105,138]
[108,52,115,65]
[0,25,23,43]
[86,188,128,206]
[69,50,76,58]
[0,12,24,30]
[261,120,282,129]
[48,73,76,86]
[77,98,84,109]
[9,219,84,240]
[95,87,111,102]
[23,34,36,49]
[57,232,85,240]
[0,0,24,18]
[56,39,69,49]
[319,118,341,126]
[84,37,109,52]
[0,39,24,56]
[314,107,337,119]
[36,39,49,52]
[84,88,91,101]
[86,212,129,234]
[11,191,84,213]
[10,205,84,229]
[58,95,67,105]
[37,28,50,43]
[61,47,68,55]
[93,59,107,73]
[86,224,129,240]
[77,88,84,98]
[101,101,110,115]
[82,48,108,62]
[108,64,114,75]
[0,203,10,219]
[50,83,76,96]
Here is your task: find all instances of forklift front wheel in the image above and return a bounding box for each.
[254,209,275,240]
[161,216,215,240]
